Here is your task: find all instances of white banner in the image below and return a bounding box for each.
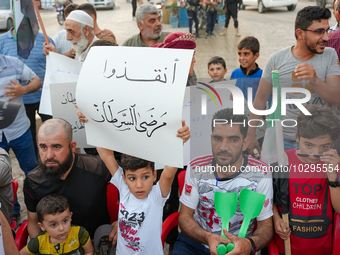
[76,46,193,168]
[39,52,83,115]
[50,82,91,148]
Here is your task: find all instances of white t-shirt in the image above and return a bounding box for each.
[262,46,340,141]
[111,167,169,255]
[180,155,273,247]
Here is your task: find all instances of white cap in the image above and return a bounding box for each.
[66,10,93,28]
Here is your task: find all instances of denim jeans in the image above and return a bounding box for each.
[170,233,211,255]
[0,129,38,214]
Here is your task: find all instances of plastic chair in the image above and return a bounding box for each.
[161,170,186,247]
[10,179,19,230]
[268,212,340,255]
[107,183,119,224]
[14,183,120,250]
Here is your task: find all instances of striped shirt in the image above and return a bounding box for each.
[0,28,54,104]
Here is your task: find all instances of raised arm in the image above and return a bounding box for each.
[97,147,119,177]
[158,120,190,197]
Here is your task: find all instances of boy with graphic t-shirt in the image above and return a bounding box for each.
[93,121,189,255]
[273,105,340,255]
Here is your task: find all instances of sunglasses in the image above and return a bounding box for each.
[296,151,324,158]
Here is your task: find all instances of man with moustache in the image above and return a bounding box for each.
[171,108,273,255]
[23,118,111,239]
[43,10,98,62]
[246,6,340,155]
[122,4,170,47]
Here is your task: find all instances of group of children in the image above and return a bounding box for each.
[17,34,340,255]
[206,36,267,108]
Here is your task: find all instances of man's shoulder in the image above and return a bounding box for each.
[328,29,340,41]
[122,33,141,46]
[25,166,48,188]
[74,153,108,176]
[189,155,214,168]
[245,155,270,176]
[271,46,291,58]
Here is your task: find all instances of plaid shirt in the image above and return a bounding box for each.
[326,29,340,60]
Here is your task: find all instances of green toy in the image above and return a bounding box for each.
[214,192,237,255]
[214,189,266,255]
[238,189,266,238]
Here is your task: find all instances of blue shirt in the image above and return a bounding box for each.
[0,28,54,104]
[0,54,36,142]
[231,64,272,108]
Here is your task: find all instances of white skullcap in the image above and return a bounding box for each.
[66,10,93,28]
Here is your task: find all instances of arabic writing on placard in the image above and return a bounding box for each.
[73,120,84,133]
[61,92,76,105]
[103,59,179,84]
[91,100,167,137]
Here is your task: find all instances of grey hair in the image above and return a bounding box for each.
[136,4,158,24]
[78,22,94,35]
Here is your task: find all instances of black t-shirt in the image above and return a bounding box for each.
[24,153,111,238]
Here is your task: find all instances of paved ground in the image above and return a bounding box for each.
[8,0,335,252]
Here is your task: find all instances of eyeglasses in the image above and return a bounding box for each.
[301,28,329,36]
[296,151,324,158]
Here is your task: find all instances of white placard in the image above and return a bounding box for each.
[50,82,91,148]
[76,47,194,168]
[39,52,83,115]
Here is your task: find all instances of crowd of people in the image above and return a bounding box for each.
[0,1,339,255]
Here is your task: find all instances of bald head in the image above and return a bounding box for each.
[38,119,73,143]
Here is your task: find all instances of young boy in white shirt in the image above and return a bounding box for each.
[97,120,189,254]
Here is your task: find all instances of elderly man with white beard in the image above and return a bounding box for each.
[43,10,98,62]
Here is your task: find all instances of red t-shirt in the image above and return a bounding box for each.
[275,149,334,255]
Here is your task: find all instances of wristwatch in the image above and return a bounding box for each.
[328,177,340,187]
[246,237,256,255]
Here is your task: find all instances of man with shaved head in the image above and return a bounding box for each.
[24,118,111,239]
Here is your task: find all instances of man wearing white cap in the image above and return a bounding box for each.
[43,10,98,62]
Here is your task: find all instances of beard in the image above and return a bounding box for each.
[39,148,74,181]
[144,26,162,40]
[213,148,243,168]
[71,32,89,54]
[304,34,326,54]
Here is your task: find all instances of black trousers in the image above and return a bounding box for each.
[24,102,52,157]
[187,9,199,34]
[132,0,137,17]
[224,3,238,28]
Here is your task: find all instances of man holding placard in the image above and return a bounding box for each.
[171,108,273,255]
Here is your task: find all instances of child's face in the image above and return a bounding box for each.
[296,135,333,164]
[237,48,259,71]
[208,63,227,82]
[123,166,156,199]
[38,208,72,244]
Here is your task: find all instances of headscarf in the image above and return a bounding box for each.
[152,32,196,49]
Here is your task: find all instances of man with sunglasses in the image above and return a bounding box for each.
[247,6,340,154]
[273,105,340,255]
